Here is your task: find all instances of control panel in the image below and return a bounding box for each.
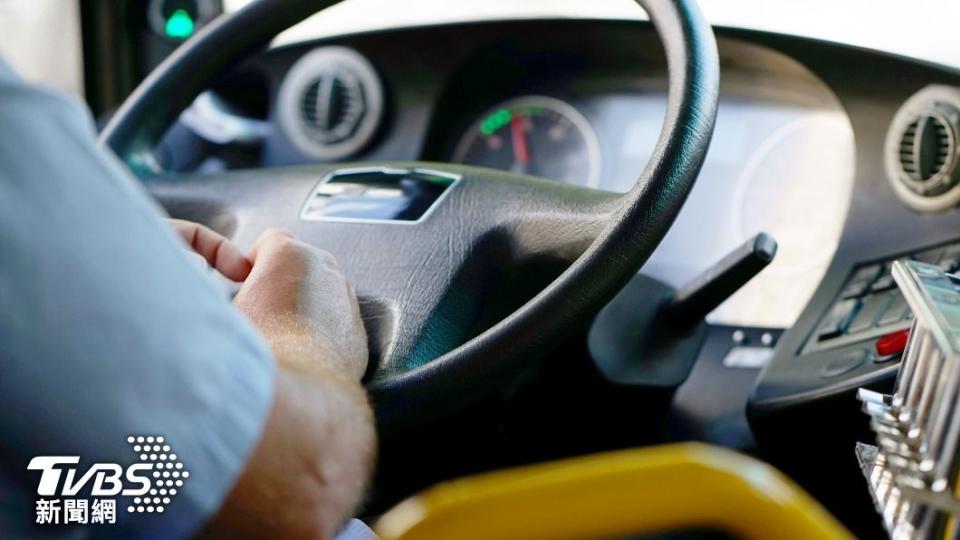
[801,242,960,359]
[750,239,960,415]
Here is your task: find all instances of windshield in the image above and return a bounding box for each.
[2,0,957,100]
[228,0,960,69]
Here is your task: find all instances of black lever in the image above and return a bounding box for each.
[664,232,777,327]
[588,232,777,389]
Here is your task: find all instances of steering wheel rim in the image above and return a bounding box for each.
[101,0,719,434]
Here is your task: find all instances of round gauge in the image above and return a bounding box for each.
[451,96,601,187]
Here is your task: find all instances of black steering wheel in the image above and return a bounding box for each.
[100,0,719,434]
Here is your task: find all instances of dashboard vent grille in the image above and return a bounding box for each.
[276,47,384,161]
[898,119,919,177]
[885,85,960,211]
[299,74,365,145]
[898,115,951,182]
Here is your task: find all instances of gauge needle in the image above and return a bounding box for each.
[510,115,530,170]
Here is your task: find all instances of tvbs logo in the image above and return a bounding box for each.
[29,455,152,496]
[28,436,189,525]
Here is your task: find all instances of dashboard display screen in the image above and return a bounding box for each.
[587,92,855,328]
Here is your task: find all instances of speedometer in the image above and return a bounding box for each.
[451,96,601,188]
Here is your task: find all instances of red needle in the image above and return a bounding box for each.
[510,115,530,165]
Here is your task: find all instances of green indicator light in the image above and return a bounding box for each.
[480,109,512,136]
[165,9,196,39]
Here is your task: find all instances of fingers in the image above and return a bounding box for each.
[247,228,342,274]
[248,227,294,263]
[169,219,252,282]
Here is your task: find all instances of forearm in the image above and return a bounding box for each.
[206,361,375,539]
[274,362,376,537]
[207,228,375,538]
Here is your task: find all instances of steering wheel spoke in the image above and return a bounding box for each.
[467,171,622,264]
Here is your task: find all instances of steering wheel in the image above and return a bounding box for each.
[100,0,719,434]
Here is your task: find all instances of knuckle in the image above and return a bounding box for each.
[262,227,294,243]
[265,227,292,237]
[316,249,339,268]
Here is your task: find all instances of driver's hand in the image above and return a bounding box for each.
[169,219,252,282]
[204,227,374,539]
[168,221,368,380]
[233,228,369,381]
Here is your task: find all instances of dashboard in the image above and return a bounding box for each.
[163,19,855,329]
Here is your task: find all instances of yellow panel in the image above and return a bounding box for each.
[375,443,852,540]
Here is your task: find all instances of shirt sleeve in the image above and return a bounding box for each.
[0,60,276,538]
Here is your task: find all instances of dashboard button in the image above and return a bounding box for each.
[817,298,861,341]
[821,350,867,378]
[938,245,960,272]
[875,328,910,359]
[876,292,908,326]
[869,273,896,293]
[848,293,892,334]
[841,264,883,299]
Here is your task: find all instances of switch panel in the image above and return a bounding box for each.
[801,242,960,355]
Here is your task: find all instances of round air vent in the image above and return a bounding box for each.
[300,74,365,145]
[278,47,384,161]
[886,85,960,212]
[898,113,953,190]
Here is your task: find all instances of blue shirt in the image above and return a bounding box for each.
[0,60,275,538]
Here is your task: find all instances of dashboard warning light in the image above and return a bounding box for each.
[165,9,195,39]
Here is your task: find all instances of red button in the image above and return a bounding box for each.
[876,329,910,358]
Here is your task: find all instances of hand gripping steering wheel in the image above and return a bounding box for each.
[100,0,719,434]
